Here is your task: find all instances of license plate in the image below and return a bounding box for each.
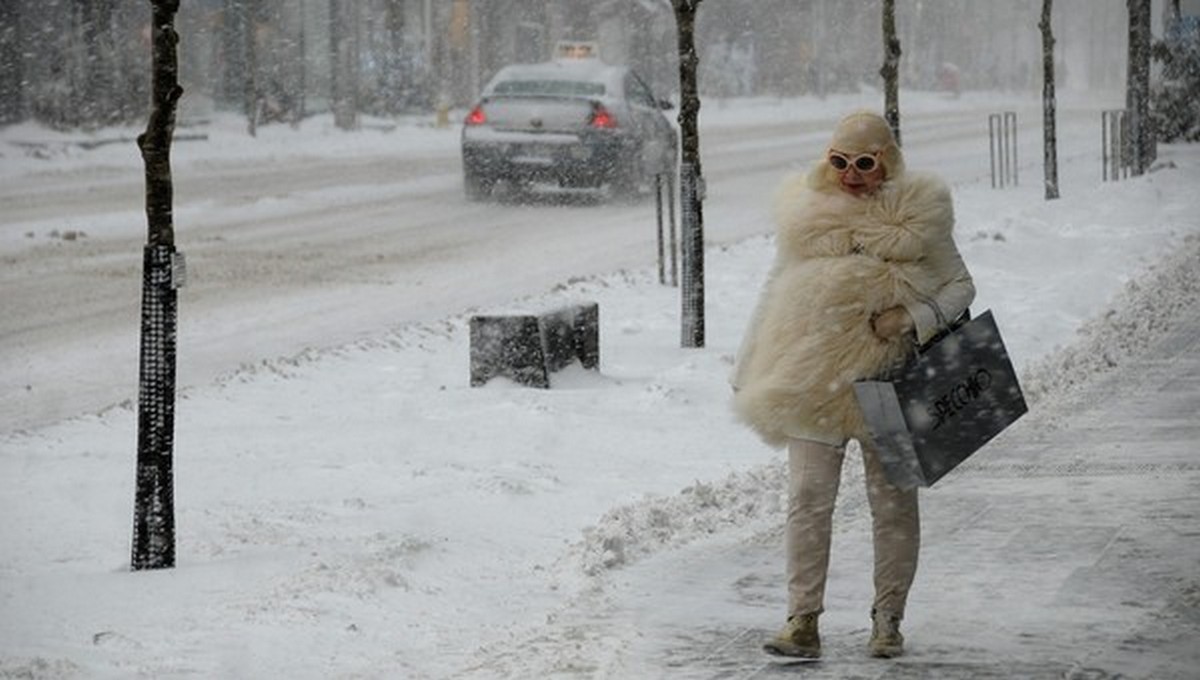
[512,144,555,163]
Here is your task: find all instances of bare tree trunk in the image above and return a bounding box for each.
[673,0,705,348]
[880,0,902,145]
[1126,0,1154,175]
[384,0,406,115]
[296,7,307,126]
[330,0,344,126]
[113,2,150,124]
[132,0,184,572]
[64,2,87,128]
[245,5,258,136]
[330,0,360,130]
[220,0,246,109]
[22,3,77,128]
[1040,0,1060,200]
[80,0,117,127]
[0,2,22,124]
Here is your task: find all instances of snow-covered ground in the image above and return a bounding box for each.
[1,91,1198,678]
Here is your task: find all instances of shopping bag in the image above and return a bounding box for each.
[853,310,1027,489]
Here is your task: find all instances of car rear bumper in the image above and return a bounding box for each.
[462,132,629,187]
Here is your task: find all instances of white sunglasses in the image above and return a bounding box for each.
[827,150,881,173]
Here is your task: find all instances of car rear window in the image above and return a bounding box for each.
[492,80,606,97]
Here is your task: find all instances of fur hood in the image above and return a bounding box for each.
[731,168,961,448]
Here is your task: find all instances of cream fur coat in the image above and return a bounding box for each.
[731,167,975,448]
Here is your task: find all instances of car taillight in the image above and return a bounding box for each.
[589,105,617,129]
[465,105,487,126]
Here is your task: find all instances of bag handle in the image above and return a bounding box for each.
[916,306,972,354]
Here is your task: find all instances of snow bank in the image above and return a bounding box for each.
[1022,231,1200,405]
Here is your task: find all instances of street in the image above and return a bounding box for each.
[1,96,1196,677]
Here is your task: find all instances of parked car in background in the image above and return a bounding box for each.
[460,56,678,201]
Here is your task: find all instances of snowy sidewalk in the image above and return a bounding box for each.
[487,294,1200,679]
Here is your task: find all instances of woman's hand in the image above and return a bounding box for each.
[871,306,915,341]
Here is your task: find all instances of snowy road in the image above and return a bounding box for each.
[0,96,1103,433]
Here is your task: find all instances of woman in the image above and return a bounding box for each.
[731,111,975,659]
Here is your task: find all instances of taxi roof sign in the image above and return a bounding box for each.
[555,40,600,60]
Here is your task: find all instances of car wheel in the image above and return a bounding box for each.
[464,169,494,202]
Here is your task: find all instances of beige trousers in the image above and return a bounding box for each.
[786,438,919,618]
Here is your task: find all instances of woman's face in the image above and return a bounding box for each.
[828,150,885,197]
